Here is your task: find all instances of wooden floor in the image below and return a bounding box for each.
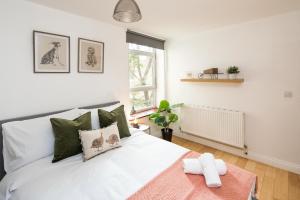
[172,136,300,200]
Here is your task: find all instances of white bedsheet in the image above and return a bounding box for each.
[0,129,255,200]
[0,130,188,200]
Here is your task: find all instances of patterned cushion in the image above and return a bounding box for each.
[79,123,121,161]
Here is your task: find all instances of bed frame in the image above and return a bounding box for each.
[0,101,120,181]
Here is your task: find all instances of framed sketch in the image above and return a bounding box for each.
[33,31,70,73]
[78,38,104,73]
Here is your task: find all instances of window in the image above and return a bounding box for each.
[129,43,156,112]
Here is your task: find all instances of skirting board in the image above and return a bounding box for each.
[247,151,300,175]
[174,132,300,175]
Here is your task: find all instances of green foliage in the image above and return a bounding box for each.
[227,66,240,74]
[149,100,183,129]
[129,52,154,111]
[158,100,169,111]
[129,53,144,71]
[168,113,178,123]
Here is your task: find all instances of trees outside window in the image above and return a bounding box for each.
[129,44,156,112]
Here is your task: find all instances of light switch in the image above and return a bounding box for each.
[284,91,293,98]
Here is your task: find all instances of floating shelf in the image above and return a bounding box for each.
[180,78,244,83]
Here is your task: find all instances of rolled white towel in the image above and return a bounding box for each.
[215,159,227,176]
[183,159,202,174]
[199,153,222,188]
[183,159,227,175]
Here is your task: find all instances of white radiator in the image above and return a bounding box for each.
[180,105,245,149]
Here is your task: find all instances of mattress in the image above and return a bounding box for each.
[0,129,255,200]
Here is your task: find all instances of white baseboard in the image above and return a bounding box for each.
[174,132,300,175]
[174,132,245,156]
[247,151,300,175]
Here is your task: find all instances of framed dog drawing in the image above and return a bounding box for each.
[33,31,70,73]
[78,38,104,73]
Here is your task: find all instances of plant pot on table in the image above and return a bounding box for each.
[161,128,173,142]
[227,73,238,79]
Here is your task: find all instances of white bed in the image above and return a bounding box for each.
[0,129,255,200]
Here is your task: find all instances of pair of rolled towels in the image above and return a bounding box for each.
[183,153,227,188]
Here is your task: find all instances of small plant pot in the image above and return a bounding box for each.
[161,128,173,142]
[228,73,238,79]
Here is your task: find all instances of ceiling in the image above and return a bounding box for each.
[27,0,300,39]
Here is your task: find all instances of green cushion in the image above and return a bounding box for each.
[50,112,92,163]
[98,105,131,138]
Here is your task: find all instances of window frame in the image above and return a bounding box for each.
[128,45,157,112]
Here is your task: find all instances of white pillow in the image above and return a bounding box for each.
[2,108,81,173]
[79,103,121,130]
[79,123,121,161]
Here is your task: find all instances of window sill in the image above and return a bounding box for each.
[128,108,157,121]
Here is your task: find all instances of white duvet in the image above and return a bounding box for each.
[0,130,188,200]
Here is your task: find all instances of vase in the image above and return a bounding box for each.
[228,73,238,79]
[161,128,173,142]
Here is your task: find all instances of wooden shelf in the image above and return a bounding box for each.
[180,78,244,83]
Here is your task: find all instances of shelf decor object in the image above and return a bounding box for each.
[227,66,240,79]
[180,78,244,83]
[131,117,140,128]
[113,0,142,23]
[199,67,223,79]
[203,68,218,74]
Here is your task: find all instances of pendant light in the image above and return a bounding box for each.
[113,0,142,23]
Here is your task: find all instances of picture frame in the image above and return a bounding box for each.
[33,31,70,73]
[78,38,104,73]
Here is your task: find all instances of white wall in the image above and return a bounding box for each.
[166,11,300,173]
[0,0,129,120]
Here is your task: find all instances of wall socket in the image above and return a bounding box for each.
[284,91,293,98]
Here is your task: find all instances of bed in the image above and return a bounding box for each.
[0,101,256,200]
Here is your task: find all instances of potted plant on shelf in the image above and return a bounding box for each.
[227,66,240,79]
[149,100,183,142]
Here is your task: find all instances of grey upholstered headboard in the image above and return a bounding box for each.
[0,101,120,180]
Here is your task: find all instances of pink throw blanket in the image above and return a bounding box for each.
[128,151,257,200]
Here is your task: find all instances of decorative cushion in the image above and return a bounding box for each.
[50,112,92,163]
[2,108,81,173]
[79,123,121,161]
[98,105,131,138]
[79,103,121,130]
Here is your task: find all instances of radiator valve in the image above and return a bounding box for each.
[244,145,248,155]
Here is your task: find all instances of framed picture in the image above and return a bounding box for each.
[33,31,70,73]
[78,38,104,73]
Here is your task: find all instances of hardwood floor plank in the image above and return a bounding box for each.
[220,152,232,163]
[254,163,267,199]
[273,168,289,200]
[244,160,256,173]
[200,146,217,154]
[236,157,248,168]
[288,172,300,200]
[265,165,277,179]
[187,143,203,152]
[172,137,184,146]
[214,150,224,159]
[227,154,239,164]
[260,176,274,200]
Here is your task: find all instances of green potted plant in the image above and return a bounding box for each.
[227,66,240,79]
[149,100,183,142]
